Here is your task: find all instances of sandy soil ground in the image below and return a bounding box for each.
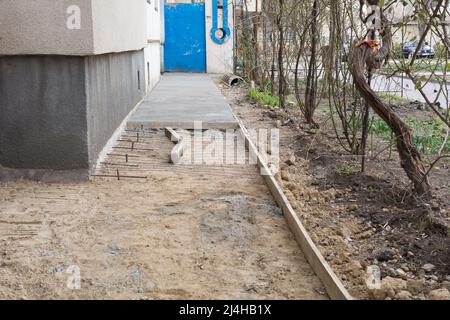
[0,130,326,300]
[219,81,450,300]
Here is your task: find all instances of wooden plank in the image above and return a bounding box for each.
[237,121,353,301]
[164,127,182,143]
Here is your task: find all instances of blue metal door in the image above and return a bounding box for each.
[164,3,206,73]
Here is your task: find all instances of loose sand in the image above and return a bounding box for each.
[0,129,326,299]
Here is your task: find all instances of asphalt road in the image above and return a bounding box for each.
[371,73,449,110]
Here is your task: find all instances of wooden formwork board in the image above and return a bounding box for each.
[237,121,353,301]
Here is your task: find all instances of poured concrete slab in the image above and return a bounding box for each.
[128,73,238,130]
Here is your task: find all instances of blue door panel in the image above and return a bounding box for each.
[164,3,206,73]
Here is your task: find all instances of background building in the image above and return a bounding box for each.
[390,2,449,46]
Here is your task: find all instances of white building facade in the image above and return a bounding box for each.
[0,0,161,179]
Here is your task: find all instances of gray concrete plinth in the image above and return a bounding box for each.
[0,50,145,176]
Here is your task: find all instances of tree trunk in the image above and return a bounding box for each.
[270,29,276,96]
[277,0,286,109]
[252,9,260,84]
[360,31,376,172]
[350,14,432,199]
[304,0,319,126]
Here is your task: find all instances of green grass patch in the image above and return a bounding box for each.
[370,117,450,155]
[248,88,279,108]
[336,162,359,175]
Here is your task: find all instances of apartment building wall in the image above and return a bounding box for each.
[0,56,89,172]
[85,51,146,167]
[0,0,94,55]
[91,0,147,54]
[390,2,449,45]
[0,0,155,180]
[145,0,162,92]
[0,0,147,55]
[205,0,234,73]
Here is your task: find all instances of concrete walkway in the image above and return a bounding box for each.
[128,73,238,130]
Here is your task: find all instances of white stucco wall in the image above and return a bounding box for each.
[0,0,147,56]
[0,0,94,55]
[144,44,162,92]
[205,0,234,74]
[91,0,147,54]
[144,0,162,92]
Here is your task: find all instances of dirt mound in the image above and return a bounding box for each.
[221,82,449,300]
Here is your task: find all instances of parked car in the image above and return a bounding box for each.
[402,41,436,59]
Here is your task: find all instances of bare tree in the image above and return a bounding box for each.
[303,0,320,126]
[350,0,432,198]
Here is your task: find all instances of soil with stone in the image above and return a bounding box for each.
[220,81,450,300]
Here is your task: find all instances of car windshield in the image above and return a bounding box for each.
[404,42,418,48]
